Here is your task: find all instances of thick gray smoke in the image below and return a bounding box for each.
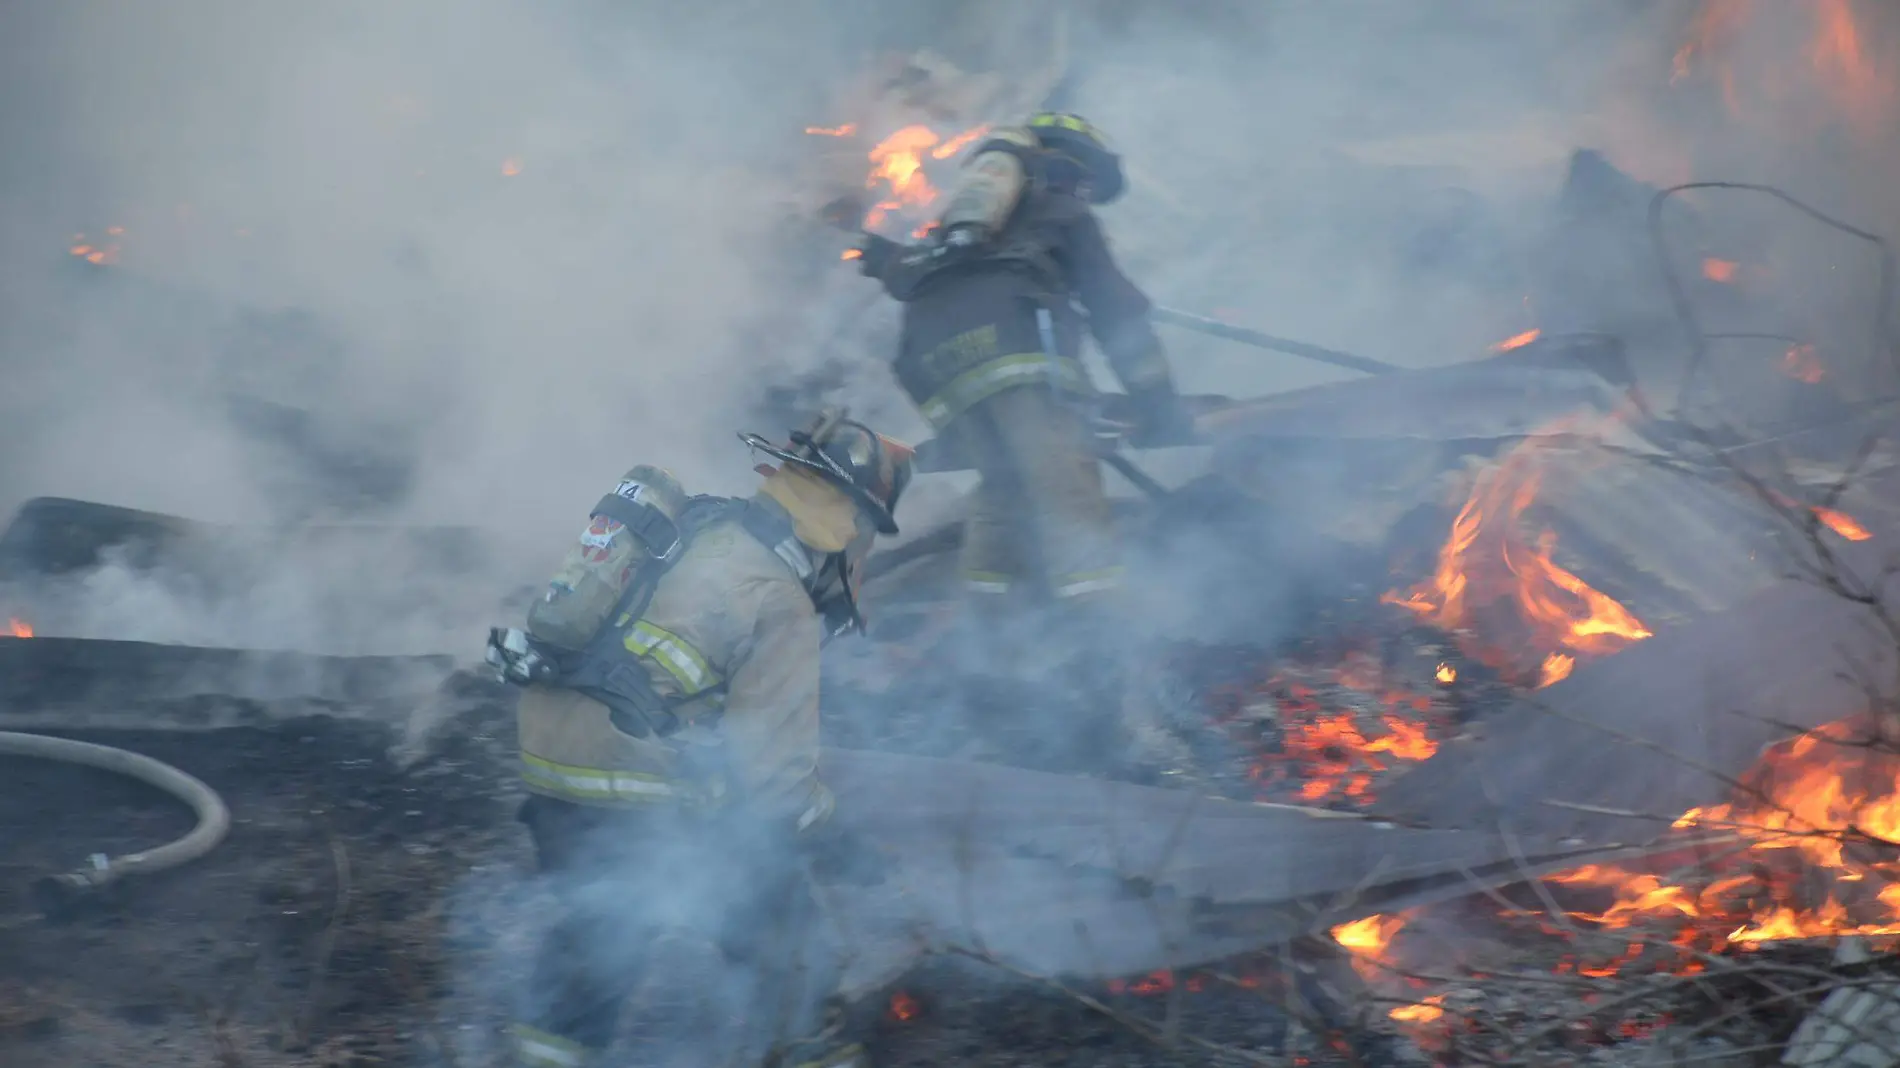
[4,0,1894,652]
[9,0,1900,1062]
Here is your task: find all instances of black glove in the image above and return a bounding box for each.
[851,232,902,279]
[1126,385,1199,446]
[800,821,891,887]
[819,194,869,231]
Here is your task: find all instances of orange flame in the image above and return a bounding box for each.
[1813,504,1872,541]
[69,230,123,266]
[1435,662,1457,685]
[1781,343,1826,384]
[1249,669,1439,806]
[6,617,32,638]
[1767,489,1872,542]
[1808,0,1889,131]
[1673,0,1749,86]
[1383,416,1652,686]
[1701,257,1739,283]
[888,990,919,1021]
[1672,0,1892,135]
[1489,328,1540,353]
[1531,717,1900,968]
[1331,913,1404,957]
[1390,994,1446,1024]
[815,122,990,238]
[500,157,523,177]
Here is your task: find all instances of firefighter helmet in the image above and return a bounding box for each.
[1026,112,1125,205]
[739,410,914,535]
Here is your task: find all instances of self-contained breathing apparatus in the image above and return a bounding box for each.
[487,414,911,739]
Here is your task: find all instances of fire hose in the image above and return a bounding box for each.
[0,731,231,911]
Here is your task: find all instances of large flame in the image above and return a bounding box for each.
[808,122,990,238]
[1331,715,1900,1020]
[1539,717,1900,966]
[1672,0,1893,135]
[1382,416,1653,687]
[6,618,32,638]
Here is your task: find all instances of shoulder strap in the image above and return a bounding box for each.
[733,499,816,584]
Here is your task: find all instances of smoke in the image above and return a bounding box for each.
[0,1,877,527]
[4,1,1894,647]
[7,0,1900,1058]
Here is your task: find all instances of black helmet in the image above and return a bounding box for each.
[1026,112,1125,204]
[739,409,914,535]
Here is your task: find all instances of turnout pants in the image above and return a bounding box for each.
[510,797,837,1068]
[955,384,1122,608]
[951,385,1133,769]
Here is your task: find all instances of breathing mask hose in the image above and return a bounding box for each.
[0,731,232,910]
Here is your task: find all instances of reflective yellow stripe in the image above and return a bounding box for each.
[918,353,1089,428]
[623,621,720,695]
[520,752,684,806]
[1053,566,1123,599]
[512,1024,591,1067]
[1030,113,1107,145]
[962,569,1013,595]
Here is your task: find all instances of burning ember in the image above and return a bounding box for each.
[1812,504,1872,541]
[69,227,125,266]
[1489,328,1540,354]
[1767,489,1873,541]
[1701,257,1739,283]
[1382,416,1653,687]
[887,989,919,1022]
[1781,342,1827,384]
[1211,651,1444,807]
[808,122,990,237]
[5,618,31,639]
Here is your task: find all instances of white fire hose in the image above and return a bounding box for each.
[0,731,231,910]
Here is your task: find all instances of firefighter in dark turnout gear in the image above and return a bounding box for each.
[854,112,1188,766]
[489,412,913,1068]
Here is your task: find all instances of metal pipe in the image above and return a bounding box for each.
[0,731,231,910]
[1150,306,1401,376]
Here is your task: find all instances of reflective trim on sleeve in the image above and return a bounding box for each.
[623,621,721,696]
[917,352,1089,428]
[512,1024,592,1068]
[795,783,836,834]
[1052,566,1124,600]
[520,752,685,806]
[961,569,1014,595]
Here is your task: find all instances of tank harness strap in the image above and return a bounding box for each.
[589,490,683,561]
[555,496,742,738]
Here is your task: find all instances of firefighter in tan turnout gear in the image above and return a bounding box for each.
[853,112,1191,766]
[485,411,913,1068]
